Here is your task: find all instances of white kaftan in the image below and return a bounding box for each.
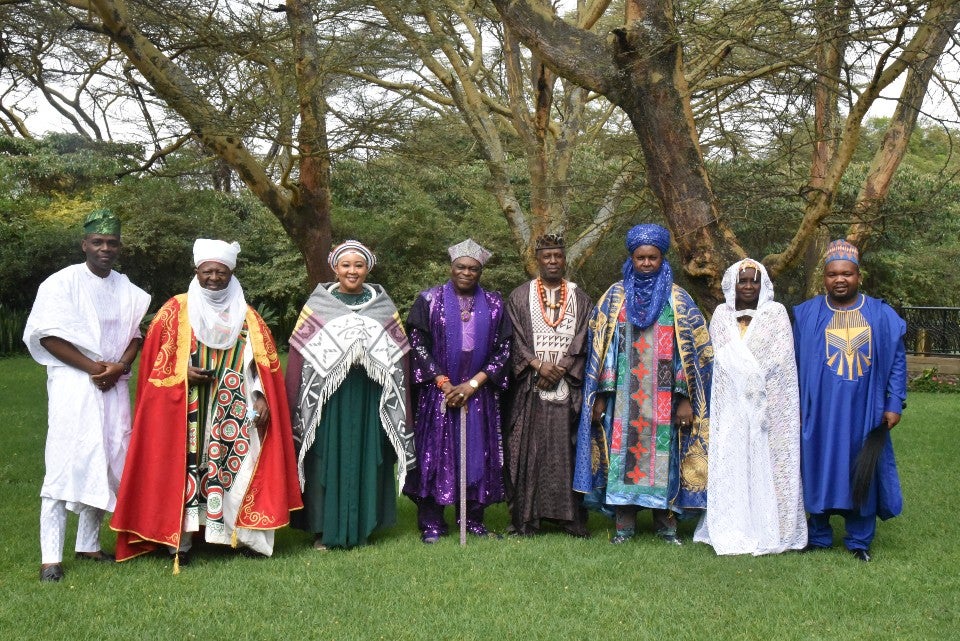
[24,264,150,512]
[694,260,807,555]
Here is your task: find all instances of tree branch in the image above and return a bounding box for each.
[491,0,621,96]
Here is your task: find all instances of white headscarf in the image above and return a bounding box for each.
[188,239,247,349]
[720,258,775,311]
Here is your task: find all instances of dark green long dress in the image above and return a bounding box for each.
[292,289,398,548]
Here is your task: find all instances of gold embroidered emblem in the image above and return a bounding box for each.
[825,297,872,380]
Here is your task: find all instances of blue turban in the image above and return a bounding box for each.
[626,223,671,255]
[622,223,674,330]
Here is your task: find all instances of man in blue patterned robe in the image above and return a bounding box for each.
[573,224,712,545]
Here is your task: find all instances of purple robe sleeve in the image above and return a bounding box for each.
[480,292,512,389]
[406,293,441,384]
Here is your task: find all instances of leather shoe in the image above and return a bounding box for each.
[800,543,831,553]
[75,550,115,563]
[850,548,872,562]
[40,564,64,582]
[174,551,191,566]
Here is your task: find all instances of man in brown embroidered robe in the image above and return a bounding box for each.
[505,234,592,537]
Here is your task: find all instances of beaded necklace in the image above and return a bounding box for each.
[537,278,568,328]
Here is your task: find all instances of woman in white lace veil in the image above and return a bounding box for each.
[693,259,807,555]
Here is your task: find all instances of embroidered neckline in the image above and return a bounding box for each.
[825,293,864,313]
[457,294,475,322]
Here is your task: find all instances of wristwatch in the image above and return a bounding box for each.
[468,379,480,389]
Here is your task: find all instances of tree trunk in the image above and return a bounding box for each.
[287,0,334,286]
[802,0,850,297]
[765,0,955,279]
[847,2,960,251]
[609,1,744,308]
[86,0,334,289]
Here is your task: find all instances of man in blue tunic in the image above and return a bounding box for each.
[793,240,906,562]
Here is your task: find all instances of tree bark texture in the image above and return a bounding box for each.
[84,0,333,287]
[765,0,956,279]
[801,0,851,297]
[494,0,744,307]
[847,2,960,250]
[372,1,626,280]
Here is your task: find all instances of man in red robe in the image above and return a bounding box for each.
[111,240,301,565]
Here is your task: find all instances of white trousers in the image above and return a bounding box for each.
[40,498,104,564]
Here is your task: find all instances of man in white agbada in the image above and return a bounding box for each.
[24,208,150,582]
[694,259,807,555]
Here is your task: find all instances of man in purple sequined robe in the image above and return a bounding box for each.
[402,239,512,543]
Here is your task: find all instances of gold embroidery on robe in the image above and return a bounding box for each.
[825,303,872,380]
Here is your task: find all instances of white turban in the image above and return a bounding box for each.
[193,239,241,270]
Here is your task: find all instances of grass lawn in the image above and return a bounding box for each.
[0,355,956,640]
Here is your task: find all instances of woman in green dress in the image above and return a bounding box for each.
[286,241,416,549]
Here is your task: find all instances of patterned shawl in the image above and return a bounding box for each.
[286,283,415,489]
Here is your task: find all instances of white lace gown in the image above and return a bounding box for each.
[694,261,807,555]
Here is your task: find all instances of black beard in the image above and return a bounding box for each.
[827,288,859,306]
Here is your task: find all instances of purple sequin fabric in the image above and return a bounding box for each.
[402,282,511,505]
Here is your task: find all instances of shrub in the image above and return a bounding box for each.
[0,304,27,356]
[908,367,960,393]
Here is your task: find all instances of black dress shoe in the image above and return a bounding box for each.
[850,548,872,562]
[173,551,191,566]
[39,564,64,582]
[800,543,831,553]
[75,550,115,563]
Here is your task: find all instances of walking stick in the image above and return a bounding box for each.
[459,405,467,546]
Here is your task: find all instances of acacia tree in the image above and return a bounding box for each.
[492,0,960,305]
[10,0,336,283]
[337,0,638,275]
[5,1,958,303]
[773,0,960,295]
